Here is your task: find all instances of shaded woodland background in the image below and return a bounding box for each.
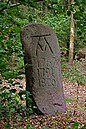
[0,0,86,129]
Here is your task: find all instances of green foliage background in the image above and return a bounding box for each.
[0,1,86,128]
[0,0,86,79]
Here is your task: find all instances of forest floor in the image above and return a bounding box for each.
[0,76,86,129]
[27,79,86,129]
[0,60,86,129]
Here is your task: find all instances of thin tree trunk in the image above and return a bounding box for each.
[65,0,70,58]
[42,1,48,13]
[68,0,70,10]
[9,52,16,68]
[69,0,74,65]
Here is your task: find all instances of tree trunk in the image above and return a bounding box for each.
[9,52,16,68]
[64,0,70,58]
[69,0,74,65]
[42,1,48,13]
[68,0,70,10]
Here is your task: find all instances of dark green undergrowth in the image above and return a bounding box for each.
[0,80,33,128]
[0,57,86,129]
[0,1,86,128]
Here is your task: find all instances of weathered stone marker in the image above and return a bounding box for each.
[20,23,66,115]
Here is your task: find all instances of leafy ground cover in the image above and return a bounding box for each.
[0,61,86,129]
[0,75,86,129]
[0,1,86,128]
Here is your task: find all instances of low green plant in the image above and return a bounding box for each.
[26,125,34,129]
[64,97,74,103]
[65,122,86,129]
[42,126,49,129]
[0,80,33,128]
[25,125,49,129]
[62,59,86,84]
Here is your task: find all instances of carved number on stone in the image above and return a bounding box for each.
[35,36,58,87]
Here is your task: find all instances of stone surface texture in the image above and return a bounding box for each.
[20,23,66,115]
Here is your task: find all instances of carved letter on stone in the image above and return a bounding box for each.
[20,23,66,115]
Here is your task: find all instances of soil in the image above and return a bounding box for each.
[0,75,86,129]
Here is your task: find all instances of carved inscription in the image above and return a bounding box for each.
[34,36,59,88]
[21,23,66,115]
